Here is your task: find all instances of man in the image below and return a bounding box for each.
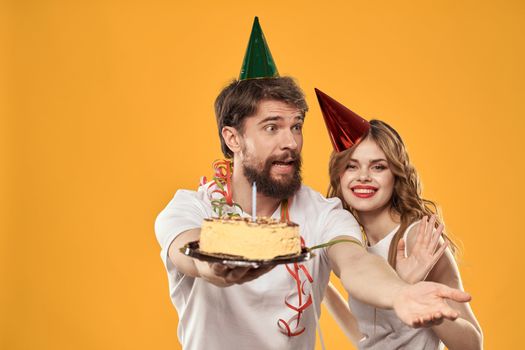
[155,18,470,349]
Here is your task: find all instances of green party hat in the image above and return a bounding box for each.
[239,17,279,80]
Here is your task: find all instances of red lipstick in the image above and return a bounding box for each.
[350,185,378,199]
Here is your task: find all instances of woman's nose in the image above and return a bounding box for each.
[358,169,371,181]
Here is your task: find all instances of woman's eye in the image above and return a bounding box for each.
[372,164,387,171]
[346,164,357,170]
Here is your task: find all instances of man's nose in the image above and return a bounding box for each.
[280,130,298,150]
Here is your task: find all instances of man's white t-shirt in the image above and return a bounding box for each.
[155,184,362,350]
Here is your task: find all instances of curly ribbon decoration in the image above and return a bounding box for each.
[201,159,242,217]
[278,200,363,340]
[210,159,234,205]
[277,202,314,337]
[278,258,314,337]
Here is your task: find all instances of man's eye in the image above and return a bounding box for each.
[292,124,303,132]
[264,125,277,132]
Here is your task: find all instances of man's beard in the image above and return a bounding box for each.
[242,151,302,200]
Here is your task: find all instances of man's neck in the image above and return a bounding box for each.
[231,164,282,218]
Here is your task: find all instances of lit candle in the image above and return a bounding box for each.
[252,181,257,222]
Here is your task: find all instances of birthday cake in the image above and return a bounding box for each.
[199,217,301,260]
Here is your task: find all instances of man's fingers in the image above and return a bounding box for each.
[229,265,275,284]
[203,273,235,288]
[196,262,271,287]
[412,318,422,328]
[420,315,435,328]
[210,263,230,276]
[412,308,453,328]
[438,285,472,303]
[420,317,443,328]
[439,305,460,321]
[247,265,274,279]
[432,311,445,326]
[224,267,251,283]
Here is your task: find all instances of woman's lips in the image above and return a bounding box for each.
[351,186,378,198]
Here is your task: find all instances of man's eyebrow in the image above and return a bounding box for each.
[258,116,282,124]
[257,115,304,125]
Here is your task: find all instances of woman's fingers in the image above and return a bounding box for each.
[431,241,448,266]
[423,215,436,247]
[414,216,427,250]
[397,237,407,261]
[430,223,444,253]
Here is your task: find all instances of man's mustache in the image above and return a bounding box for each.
[266,151,300,164]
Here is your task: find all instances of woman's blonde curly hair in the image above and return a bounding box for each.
[327,119,458,268]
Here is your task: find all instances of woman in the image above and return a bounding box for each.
[315,88,482,350]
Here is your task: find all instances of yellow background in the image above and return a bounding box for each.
[2,1,524,349]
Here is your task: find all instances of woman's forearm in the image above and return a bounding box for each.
[323,282,363,345]
[433,316,483,350]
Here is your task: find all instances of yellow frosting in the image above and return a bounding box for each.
[200,217,301,260]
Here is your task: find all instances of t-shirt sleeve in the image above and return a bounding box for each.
[313,197,363,267]
[318,199,363,245]
[154,189,209,271]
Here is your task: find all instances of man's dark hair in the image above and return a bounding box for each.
[214,77,308,158]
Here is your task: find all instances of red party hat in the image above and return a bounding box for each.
[315,88,370,152]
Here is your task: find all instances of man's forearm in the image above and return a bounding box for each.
[329,237,472,328]
[167,228,201,277]
[335,245,406,309]
[329,241,407,308]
